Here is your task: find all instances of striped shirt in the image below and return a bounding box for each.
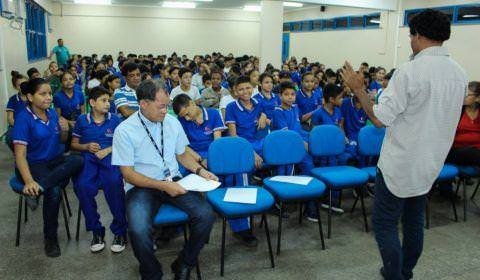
[374,46,468,198]
[114,84,139,119]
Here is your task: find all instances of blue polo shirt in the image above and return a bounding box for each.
[12,107,62,164]
[178,107,226,154]
[6,93,28,119]
[113,85,139,118]
[295,89,322,119]
[225,99,265,143]
[311,107,343,126]
[53,88,85,120]
[165,79,175,94]
[52,45,70,66]
[253,92,280,121]
[369,80,382,92]
[340,97,367,142]
[72,112,121,153]
[290,71,301,86]
[271,104,310,142]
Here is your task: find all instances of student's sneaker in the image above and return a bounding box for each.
[24,194,40,211]
[233,230,258,247]
[111,235,126,253]
[44,238,61,258]
[321,203,345,214]
[305,212,319,222]
[90,233,105,253]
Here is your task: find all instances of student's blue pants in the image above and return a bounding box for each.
[372,169,425,280]
[74,153,127,236]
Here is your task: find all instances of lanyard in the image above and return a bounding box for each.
[138,113,164,163]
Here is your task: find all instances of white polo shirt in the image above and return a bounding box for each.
[374,46,468,198]
[170,85,201,101]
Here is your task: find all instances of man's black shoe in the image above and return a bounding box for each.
[171,258,192,280]
[233,230,258,247]
[44,238,61,258]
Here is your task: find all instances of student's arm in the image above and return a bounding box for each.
[59,117,70,142]
[55,108,62,118]
[70,137,101,153]
[117,106,136,118]
[227,123,237,137]
[221,108,226,120]
[301,111,315,122]
[7,111,14,126]
[213,131,222,139]
[80,105,86,114]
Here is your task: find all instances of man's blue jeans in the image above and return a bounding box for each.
[126,187,215,280]
[372,169,427,280]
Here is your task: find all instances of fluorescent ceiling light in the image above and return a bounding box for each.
[369,19,381,24]
[193,0,213,2]
[462,14,479,18]
[74,0,111,4]
[283,2,303,8]
[244,5,261,12]
[162,1,196,9]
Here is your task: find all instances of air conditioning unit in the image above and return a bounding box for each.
[15,0,25,20]
[1,0,15,19]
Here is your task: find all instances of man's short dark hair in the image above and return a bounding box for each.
[57,38,63,43]
[172,94,192,115]
[136,80,166,102]
[121,62,139,77]
[234,75,251,87]
[409,9,450,42]
[178,68,193,78]
[278,81,295,95]
[323,84,343,103]
[88,86,111,101]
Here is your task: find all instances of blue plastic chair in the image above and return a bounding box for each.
[206,137,275,276]
[426,164,460,229]
[9,175,71,246]
[308,125,369,238]
[153,204,202,279]
[456,166,480,221]
[262,130,326,255]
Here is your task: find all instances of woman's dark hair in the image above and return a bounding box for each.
[172,94,192,115]
[278,81,295,95]
[469,81,480,96]
[258,72,273,92]
[21,78,48,96]
[103,74,120,89]
[325,68,336,79]
[409,9,450,42]
[88,86,111,101]
[141,72,152,81]
[202,73,212,84]
[27,67,40,79]
[168,66,180,75]
[95,69,110,80]
[323,84,343,103]
[11,71,26,87]
[136,80,166,102]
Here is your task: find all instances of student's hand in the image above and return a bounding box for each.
[257,114,267,130]
[163,182,187,197]
[340,61,365,94]
[68,120,76,128]
[86,142,101,153]
[200,158,208,169]
[23,180,41,196]
[199,168,218,181]
[95,148,111,160]
[59,117,69,132]
[254,152,264,169]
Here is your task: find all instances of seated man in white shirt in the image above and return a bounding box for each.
[170,68,201,103]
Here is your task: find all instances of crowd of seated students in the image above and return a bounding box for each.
[5,50,476,278]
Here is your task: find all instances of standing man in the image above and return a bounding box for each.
[341,9,467,280]
[49,39,70,70]
[112,80,216,280]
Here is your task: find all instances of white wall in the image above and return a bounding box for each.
[51,3,261,58]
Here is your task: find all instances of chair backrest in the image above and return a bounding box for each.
[358,126,385,156]
[9,175,24,193]
[309,125,345,157]
[263,130,306,165]
[208,137,254,175]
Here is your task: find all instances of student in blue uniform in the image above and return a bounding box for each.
[165,66,180,94]
[254,72,280,123]
[12,78,84,257]
[288,61,302,87]
[54,71,86,125]
[103,74,121,115]
[71,86,127,254]
[6,71,28,151]
[341,94,368,164]
[368,67,386,94]
[296,72,322,130]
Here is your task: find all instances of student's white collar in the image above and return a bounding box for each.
[87,112,112,124]
[235,98,258,112]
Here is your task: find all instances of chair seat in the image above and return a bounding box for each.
[206,186,274,218]
[10,176,24,193]
[263,176,326,201]
[457,166,480,178]
[153,204,189,225]
[361,166,377,181]
[436,164,459,182]
[311,166,369,189]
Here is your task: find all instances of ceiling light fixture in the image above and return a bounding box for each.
[73,0,111,5]
[162,1,196,9]
[243,5,261,12]
[283,2,303,8]
[462,14,479,18]
[369,19,381,24]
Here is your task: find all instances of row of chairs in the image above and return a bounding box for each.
[9,125,480,278]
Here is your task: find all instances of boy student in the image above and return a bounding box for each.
[199,70,230,108]
[296,72,323,130]
[71,86,127,253]
[170,68,201,102]
[165,66,180,94]
[114,62,141,119]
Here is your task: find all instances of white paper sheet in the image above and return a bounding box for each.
[223,188,257,204]
[269,176,313,186]
[177,174,221,192]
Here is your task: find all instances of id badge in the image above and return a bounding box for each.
[164,168,173,182]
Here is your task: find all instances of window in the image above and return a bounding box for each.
[301,20,312,31]
[350,16,364,28]
[324,19,334,29]
[335,17,349,28]
[456,5,480,23]
[284,12,382,33]
[312,20,323,30]
[283,23,291,32]
[25,0,47,61]
[365,13,381,27]
[291,22,301,32]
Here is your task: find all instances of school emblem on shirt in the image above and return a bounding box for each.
[105,128,114,137]
[204,126,213,135]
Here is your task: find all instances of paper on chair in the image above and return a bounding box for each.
[177,174,221,192]
[269,176,313,186]
[223,188,257,204]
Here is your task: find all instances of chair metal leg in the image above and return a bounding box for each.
[276,202,283,255]
[16,195,23,247]
[298,203,303,225]
[183,225,188,243]
[450,192,458,222]
[471,181,480,200]
[63,188,72,217]
[359,187,369,232]
[262,214,275,269]
[196,259,202,280]
[338,190,343,207]
[250,215,254,232]
[60,195,71,240]
[315,200,325,250]
[425,196,431,229]
[75,205,82,241]
[350,197,359,214]
[220,217,226,276]
[24,199,28,223]
[327,189,332,239]
[463,179,468,222]
[259,215,265,229]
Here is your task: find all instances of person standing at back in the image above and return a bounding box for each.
[341,9,468,280]
[49,39,70,71]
